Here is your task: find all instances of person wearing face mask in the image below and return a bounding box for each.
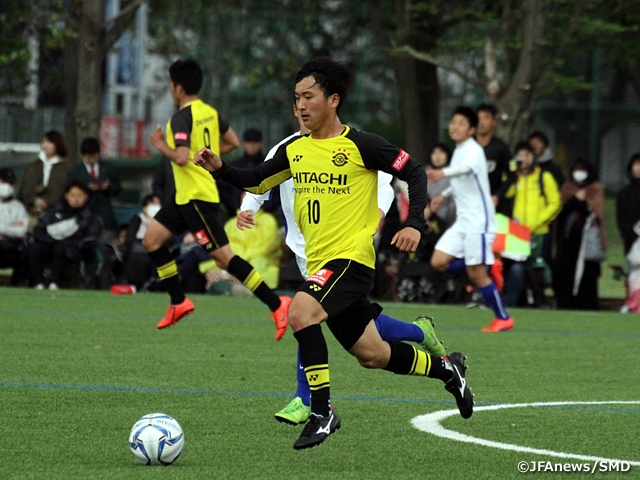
[118,194,163,289]
[553,159,607,310]
[17,130,71,233]
[0,168,29,284]
[28,180,102,290]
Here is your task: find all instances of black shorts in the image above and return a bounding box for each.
[299,259,383,351]
[153,198,228,252]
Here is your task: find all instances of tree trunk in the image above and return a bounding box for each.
[74,0,106,154]
[369,0,439,163]
[494,0,544,144]
[391,57,438,162]
[63,32,79,163]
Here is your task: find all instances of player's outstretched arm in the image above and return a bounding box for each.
[193,148,222,172]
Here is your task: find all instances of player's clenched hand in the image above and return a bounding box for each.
[149,127,165,149]
[391,227,421,252]
[236,210,256,230]
[193,148,222,172]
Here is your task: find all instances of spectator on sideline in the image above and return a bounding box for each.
[218,128,280,217]
[152,156,176,206]
[616,153,640,255]
[224,192,282,290]
[0,168,29,284]
[120,194,163,289]
[28,181,102,290]
[17,130,71,233]
[495,141,561,306]
[475,104,511,199]
[528,131,564,189]
[554,159,606,310]
[67,137,122,236]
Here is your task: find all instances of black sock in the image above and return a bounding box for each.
[227,255,280,311]
[148,247,185,305]
[294,324,330,417]
[383,341,453,382]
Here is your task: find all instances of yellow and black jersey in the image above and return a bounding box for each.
[212,125,428,274]
[166,99,230,205]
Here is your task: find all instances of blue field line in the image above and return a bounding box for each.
[1,381,639,415]
[420,325,640,340]
[0,380,460,407]
[3,308,639,340]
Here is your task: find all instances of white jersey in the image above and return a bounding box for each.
[240,131,395,261]
[446,137,496,234]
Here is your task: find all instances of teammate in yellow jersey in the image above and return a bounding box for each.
[143,58,290,337]
[195,57,474,449]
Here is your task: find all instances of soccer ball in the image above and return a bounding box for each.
[128,413,185,466]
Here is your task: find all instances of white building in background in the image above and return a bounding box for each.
[102,0,174,158]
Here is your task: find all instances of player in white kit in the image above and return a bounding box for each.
[428,106,513,332]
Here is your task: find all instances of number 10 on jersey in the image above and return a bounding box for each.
[307,199,320,224]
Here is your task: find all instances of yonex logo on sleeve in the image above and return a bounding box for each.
[392,150,410,171]
[175,132,189,141]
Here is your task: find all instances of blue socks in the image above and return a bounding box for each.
[446,258,467,275]
[293,313,424,405]
[478,282,510,320]
[294,347,311,406]
[374,313,424,343]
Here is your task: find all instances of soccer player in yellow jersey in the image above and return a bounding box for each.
[144,59,290,337]
[195,57,474,449]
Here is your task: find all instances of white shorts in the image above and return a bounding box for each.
[435,223,495,266]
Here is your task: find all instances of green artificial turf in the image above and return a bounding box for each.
[0,288,638,479]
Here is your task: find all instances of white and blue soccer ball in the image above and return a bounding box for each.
[128,413,184,466]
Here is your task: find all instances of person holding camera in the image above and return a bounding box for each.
[494,142,561,306]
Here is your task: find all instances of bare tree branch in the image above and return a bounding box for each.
[104,0,145,51]
[397,44,487,89]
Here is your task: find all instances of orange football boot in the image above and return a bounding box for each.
[157,298,195,329]
[270,296,291,340]
[480,317,514,332]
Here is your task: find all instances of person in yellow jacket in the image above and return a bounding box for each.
[496,141,561,306]
[224,202,282,289]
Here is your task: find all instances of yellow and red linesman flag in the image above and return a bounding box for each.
[493,214,531,257]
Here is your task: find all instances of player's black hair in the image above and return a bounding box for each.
[514,141,535,156]
[476,103,498,118]
[295,57,353,113]
[80,137,100,155]
[65,179,91,196]
[452,106,478,128]
[169,58,203,95]
[528,130,549,147]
